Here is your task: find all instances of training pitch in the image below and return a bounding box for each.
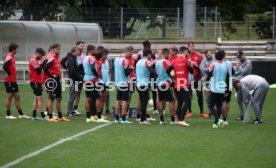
[0,83,276,168]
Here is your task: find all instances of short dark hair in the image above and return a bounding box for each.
[8,43,18,52]
[97,46,105,53]
[143,49,152,57]
[87,45,95,52]
[76,41,84,46]
[103,49,109,54]
[71,46,80,54]
[169,46,178,52]
[50,43,61,50]
[204,50,210,55]
[215,50,225,60]
[187,41,195,47]
[179,46,188,53]
[35,48,45,56]
[143,40,151,48]
[162,48,170,54]
[221,50,226,58]
[128,46,134,51]
[124,46,132,53]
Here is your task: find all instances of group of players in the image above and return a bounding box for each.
[2,40,269,128]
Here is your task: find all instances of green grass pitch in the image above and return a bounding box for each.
[0,83,276,168]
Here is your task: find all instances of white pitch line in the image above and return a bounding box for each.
[1,123,111,168]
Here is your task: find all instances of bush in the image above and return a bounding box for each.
[252,13,273,39]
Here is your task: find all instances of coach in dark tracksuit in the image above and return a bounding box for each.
[66,47,82,116]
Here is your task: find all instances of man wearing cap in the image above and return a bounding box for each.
[235,50,252,121]
[233,75,269,124]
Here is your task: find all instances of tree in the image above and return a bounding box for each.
[0,0,20,20]
[197,0,247,39]
[247,0,276,39]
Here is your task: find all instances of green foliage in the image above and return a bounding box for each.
[0,0,20,20]
[1,0,275,39]
[197,0,247,39]
[252,13,273,39]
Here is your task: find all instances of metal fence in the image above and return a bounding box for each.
[2,7,276,40]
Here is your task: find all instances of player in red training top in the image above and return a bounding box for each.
[43,44,70,122]
[29,48,46,120]
[126,46,136,117]
[168,46,178,64]
[136,40,157,121]
[186,41,208,118]
[3,43,30,119]
[167,46,202,127]
[90,46,109,121]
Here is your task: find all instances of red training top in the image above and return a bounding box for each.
[46,54,61,78]
[29,56,42,83]
[42,52,54,82]
[189,52,203,81]
[4,53,16,82]
[171,56,193,89]
[168,55,177,64]
[127,56,136,80]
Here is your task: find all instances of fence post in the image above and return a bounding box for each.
[62,7,65,22]
[247,16,250,40]
[219,18,222,38]
[204,6,207,38]
[177,7,180,38]
[215,7,218,38]
[120,7,123,39]
[273,6,275,39]
[0,43,2,61]
[183,1,184,37]
[3,7,6,20]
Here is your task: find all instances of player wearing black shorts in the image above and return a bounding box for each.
[206,50,230,128]
[44,44,70,122]
[82,45,109,123]
[29,48,46,120]
[221,53,235,125]
[126,46,135,117]
[114,47,133,124]
[136,49,156,124]
[3,43,30,119]
[99,49,111,117]
[155,48,176,124]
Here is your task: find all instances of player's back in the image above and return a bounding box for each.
[173,56,190,89]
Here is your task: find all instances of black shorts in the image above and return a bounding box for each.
[85,82,99,98]
[150,80,157,91]
[116,87,130,101]
[193,80,203,92]
[224,91,232,103]
[4,82,19,93]
[102,84,109,91]
[78,81,83,90]
[45,78,62,100]
[30,82,43,96]
[129,79,136,93]
[209,92,224,109]
[157,85,174,102]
